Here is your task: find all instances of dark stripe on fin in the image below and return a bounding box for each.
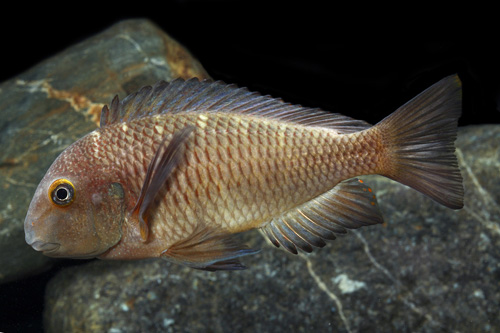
[261,178,383,254]
[376,74,464,209]
[131,126,194,242]
[100,105,110,128]
[100,78,370,134]
[161,225,259,271]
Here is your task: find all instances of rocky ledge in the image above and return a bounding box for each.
[0,19,498,333]
[42,125,500,333]
[0,19,209,285]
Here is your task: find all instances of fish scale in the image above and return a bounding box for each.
[24,76,463,270]
[91,113,373,243]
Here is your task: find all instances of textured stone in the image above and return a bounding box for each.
[44,125,500,332]
[0,19,209,284]
[2,17,499,333]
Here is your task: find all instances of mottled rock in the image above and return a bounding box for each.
[0,19,209,284]
[44,125,500,332]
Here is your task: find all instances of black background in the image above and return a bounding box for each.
[1,2,499,126]
[0,2,499,332]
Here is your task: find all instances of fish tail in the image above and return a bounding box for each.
[374,74,464,209]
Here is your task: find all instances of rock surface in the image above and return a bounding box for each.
[44,125,500,332]
[0,19,209,284]
[1,18,499,333]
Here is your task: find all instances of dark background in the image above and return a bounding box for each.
[1,2,499,126]
[0,2,499,332]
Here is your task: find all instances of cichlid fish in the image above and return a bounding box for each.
[24,75,464,270]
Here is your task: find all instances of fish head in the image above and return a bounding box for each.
[24,147,126,259]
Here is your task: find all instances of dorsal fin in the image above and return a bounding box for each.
[100,78,370,134]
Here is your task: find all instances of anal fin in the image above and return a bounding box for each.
[261,178,383,254]
[161,225,259,271]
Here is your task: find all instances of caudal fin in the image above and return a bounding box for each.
[376,74,464,209]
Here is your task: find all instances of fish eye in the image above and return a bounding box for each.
[48,179,75,207]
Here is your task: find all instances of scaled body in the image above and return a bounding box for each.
[24,77,463,270]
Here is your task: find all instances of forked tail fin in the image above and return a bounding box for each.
[375,74,464,209]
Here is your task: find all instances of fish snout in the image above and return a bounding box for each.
[24,218,38,247]
[25,222,60,254]
[28,240,61,254]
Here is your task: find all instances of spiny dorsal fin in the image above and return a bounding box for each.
[261,178,383,254]
[100,78,370,134]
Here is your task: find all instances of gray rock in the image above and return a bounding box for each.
[44,125,500,332]
[0,19,209,284]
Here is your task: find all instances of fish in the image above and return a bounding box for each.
[24,75,464,270]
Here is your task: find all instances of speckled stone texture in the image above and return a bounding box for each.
[1,18,499,333]
[0,19,209,284]
[44,125,499,332]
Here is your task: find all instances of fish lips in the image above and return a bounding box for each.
[24,217,61,255]
[28,240,61,255]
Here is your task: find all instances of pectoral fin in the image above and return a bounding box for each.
[161,225,259,271]
[132,126,194,242]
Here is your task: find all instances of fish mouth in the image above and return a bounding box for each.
[29,241,61,254]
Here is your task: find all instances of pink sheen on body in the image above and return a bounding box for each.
[24,77,464,270]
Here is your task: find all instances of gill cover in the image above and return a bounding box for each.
[84,182,126,257]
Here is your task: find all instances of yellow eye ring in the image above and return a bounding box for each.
[48,179,75,207]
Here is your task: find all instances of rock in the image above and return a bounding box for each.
[44,125,500,332]
[0,19,209,284]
